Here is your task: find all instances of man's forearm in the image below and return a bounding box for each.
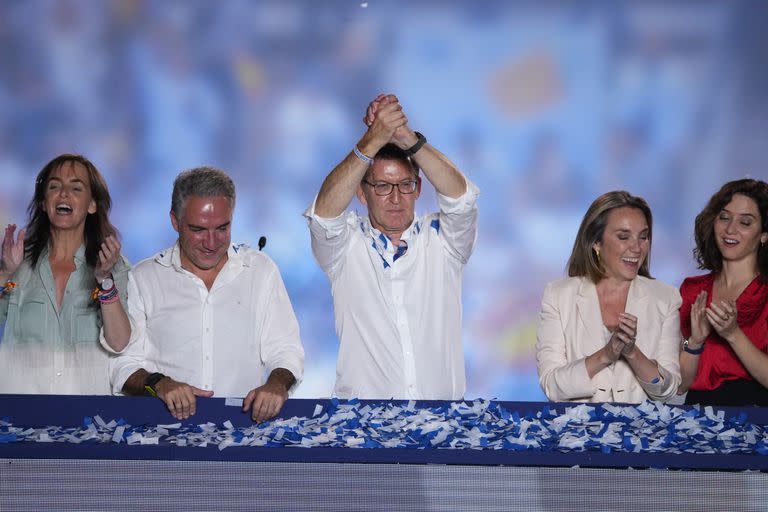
[314,151,369,218]
[411,142,466,199]
[266,368,296,392]
[315,127,390,218]
[122,368,151,396]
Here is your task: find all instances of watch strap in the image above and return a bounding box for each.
[682,338,705,355]
[144,372,167,397]
[403,131,427,156]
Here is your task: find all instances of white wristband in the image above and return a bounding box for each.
[353,145,373,165]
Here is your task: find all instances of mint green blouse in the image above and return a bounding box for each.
[0,245,130,394]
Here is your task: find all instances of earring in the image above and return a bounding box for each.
[595,247,600,260]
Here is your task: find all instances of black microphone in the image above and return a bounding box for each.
[258,236,267,251]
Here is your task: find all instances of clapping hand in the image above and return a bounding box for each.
[616,313,638,357]
[94,235,121,284]
[364,94,415,149]
[687,290,711,346]
[706,299,739,342]
[1,224,25,281]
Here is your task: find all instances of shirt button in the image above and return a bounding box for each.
[56,372,62,377]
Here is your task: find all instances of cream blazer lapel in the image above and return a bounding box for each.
[625,277,650,346]
[575,278,606,356]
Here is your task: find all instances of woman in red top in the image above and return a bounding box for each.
[678,179,768,406]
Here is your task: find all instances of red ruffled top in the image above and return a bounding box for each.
[680,273,768,391]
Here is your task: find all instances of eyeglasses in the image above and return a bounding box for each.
[363,180,418,196]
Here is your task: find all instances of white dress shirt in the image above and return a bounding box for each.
[305,178,479,400]
[108,243,304,398]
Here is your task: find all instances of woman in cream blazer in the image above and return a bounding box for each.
[536,191,681,403]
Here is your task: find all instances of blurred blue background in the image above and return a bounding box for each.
[1,0,765,400]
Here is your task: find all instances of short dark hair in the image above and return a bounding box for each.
[171,166,236,218]
[25,154,118,269]
[693,178,768,277]
[567,190,653,283]
[364,143,419,181]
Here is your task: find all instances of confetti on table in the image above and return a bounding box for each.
[1,400,767,457]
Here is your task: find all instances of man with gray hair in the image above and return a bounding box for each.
[109,167,304,422]
[306,94,479,400]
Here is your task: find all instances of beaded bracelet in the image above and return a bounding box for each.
[99,286,120,304]
[92,285,120,304]
[0,281,17,296]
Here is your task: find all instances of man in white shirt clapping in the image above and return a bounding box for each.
[305,94,479,400]
[109,167,304,421]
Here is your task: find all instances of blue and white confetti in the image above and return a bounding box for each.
[2,400,768,456]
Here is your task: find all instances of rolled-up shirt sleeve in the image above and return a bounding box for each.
[258,259,305,394]
[436,176,479,263]
[536,283,596,401]
[304,195,352,279]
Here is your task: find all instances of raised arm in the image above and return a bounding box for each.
[0,224,25,323]
[0,224,25,285]
[368,95,467,199]
[314,100,406,218]
[678,290,709,394]
[95,235,131,352]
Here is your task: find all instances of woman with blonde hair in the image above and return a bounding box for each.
[536,191,681,403]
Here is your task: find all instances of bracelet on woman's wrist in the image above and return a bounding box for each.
[92,284,120,304]
[0,281,16,296]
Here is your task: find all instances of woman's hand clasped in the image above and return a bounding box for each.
[706,299,740,342]
[601,313,639,363]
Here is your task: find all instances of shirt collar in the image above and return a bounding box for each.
[155,242,249,271]
[73,244,87,264]
[360,217,417,269]
[360,215,420,244]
